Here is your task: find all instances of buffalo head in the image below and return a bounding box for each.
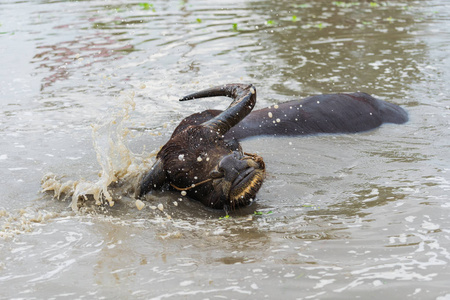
[139,84,266,211]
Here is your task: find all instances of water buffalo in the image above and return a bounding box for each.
[139,83,408,212]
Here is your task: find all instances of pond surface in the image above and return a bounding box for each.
[1,0,450,299]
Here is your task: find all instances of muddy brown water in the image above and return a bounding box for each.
[1,0,450,299]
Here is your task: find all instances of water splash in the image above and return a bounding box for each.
[41,91,156,211]
[0,207,63,239]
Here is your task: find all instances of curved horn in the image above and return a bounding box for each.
[180,83,256,134]
[138,159,166,197]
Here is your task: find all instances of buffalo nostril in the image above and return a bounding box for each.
[217,152,250,183]
[210,169,224,179]
[218,152,245,169]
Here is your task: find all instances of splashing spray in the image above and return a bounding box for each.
[42,91,156,211]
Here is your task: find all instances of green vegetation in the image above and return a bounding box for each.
[292,15,298,22]
[266,20,275,25]
[139,3,155,12]
[302,204,320,209]
[232,23,238,31]
[219,215,230,220]
[369,2,379,7]
[196,18,202,23]
[254,210,273,216]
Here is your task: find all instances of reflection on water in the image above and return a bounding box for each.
[244,0,427,99]
[33,33,132,90]
[1,0,450,299]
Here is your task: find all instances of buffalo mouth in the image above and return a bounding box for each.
[231,166,257,191]
[227,153,266,209]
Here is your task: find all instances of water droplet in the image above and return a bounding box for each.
[135,200,145,210]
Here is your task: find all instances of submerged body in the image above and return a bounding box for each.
[139,84,408,211]
[175,92,408,140]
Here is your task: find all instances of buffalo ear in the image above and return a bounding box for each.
[138,159,166,197]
